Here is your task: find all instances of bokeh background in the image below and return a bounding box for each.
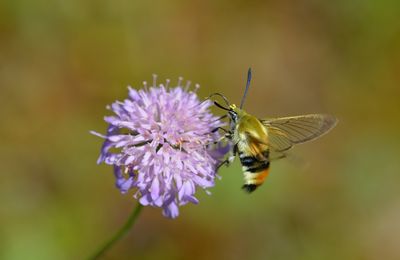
[1,0,400,259]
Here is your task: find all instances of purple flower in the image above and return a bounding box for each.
[91,75,227,218]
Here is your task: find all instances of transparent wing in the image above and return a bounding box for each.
[260,114,337,153]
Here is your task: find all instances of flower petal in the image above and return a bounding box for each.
[150,177,160,201]
[162,201,179,219]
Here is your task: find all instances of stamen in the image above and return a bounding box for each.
[185,80,191,91]
[152,74,158,87]
[177,76,183,87]
[165,79,170,88]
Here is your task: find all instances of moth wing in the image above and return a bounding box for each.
[247,133,269,161]
[260,114,337,153]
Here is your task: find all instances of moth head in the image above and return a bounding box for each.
[228,104,239,122]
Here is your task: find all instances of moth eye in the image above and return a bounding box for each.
[229,111,237,121]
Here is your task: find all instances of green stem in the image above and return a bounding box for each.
[89,204,144,259]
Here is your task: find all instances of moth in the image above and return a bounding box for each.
[210,69,337,192]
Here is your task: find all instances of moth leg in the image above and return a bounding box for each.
[216,150,235,171]
[218,144,237,169]
[210,127,233,145]
[227,144,238,164]
[212,134,227,144]
[211,126,229,134]
[233,144,238,156]
[227,151,235,164]
[216,114,228,121]
[216,159,229,171]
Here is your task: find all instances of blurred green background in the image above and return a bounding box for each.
[1,0,400,259]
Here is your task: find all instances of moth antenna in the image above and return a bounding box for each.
[207,92,230,107]
[214,101,230,111]
[240,68,252,109]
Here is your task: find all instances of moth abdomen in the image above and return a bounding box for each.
[239,148,271,193]
[239,155,257,167]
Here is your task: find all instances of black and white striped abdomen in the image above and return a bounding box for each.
[238,150,270,193]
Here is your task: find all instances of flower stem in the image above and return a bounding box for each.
[89,203,144,259]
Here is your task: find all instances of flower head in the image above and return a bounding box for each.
[91,75,227,218]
